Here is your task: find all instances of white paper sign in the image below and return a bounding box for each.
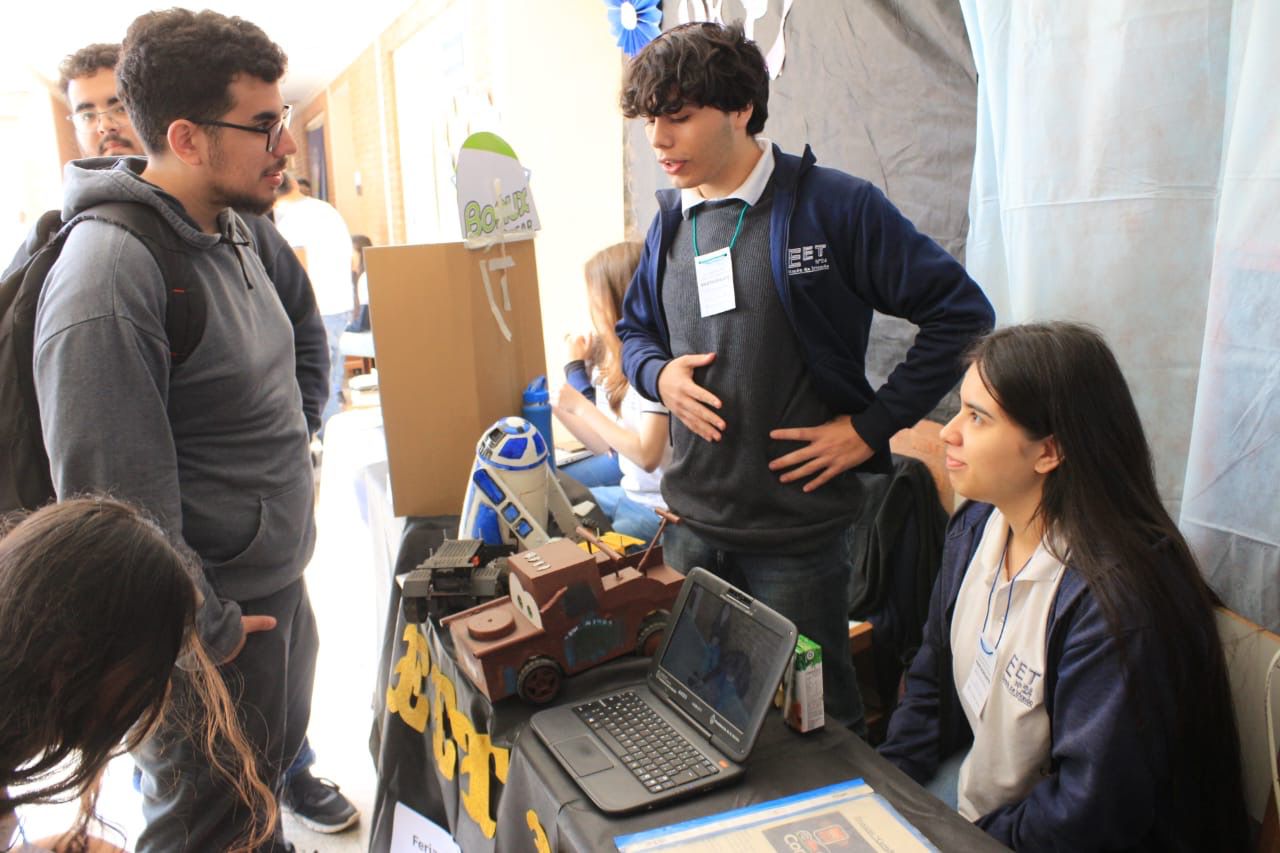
[455,132,540,240]
[390,801,460,853]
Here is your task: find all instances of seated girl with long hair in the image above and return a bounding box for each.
[555,242,672,544]
[0,498,275,853]
[878,322,1248,851]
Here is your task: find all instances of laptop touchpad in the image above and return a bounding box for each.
[554,736,614,777]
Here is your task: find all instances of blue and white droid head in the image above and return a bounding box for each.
[459,417,554,549]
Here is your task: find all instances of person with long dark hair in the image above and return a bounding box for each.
[0,498,275,853]
[879,322,1248,850]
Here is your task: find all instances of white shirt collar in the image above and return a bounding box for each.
[972,508,1067,586]
[680,137,775,218]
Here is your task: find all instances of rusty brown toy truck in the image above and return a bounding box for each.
[442,533,684,704]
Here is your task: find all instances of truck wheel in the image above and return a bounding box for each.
[402,596,429,625]
[636,613,669,657]
[516,657,563,704]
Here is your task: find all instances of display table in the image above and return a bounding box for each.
[370,601,1003,852]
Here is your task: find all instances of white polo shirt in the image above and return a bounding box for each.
[950,508,1067,821]
[589,374,671,509]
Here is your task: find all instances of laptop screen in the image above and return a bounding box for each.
[653,580,788,738]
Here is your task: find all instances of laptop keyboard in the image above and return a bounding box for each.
[574,691,720,793]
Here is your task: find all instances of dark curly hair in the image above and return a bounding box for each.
[620,22,769,134]
[57,43,120,97]
[117,9,288,154]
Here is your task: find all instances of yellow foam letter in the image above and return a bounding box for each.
[384,625,431,733]
[526,809,551,853]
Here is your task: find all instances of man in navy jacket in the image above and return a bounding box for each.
[617,22,994,730]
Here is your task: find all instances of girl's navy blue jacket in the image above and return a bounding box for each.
[880,501,1222,851]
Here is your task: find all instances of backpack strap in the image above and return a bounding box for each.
[0,202,206,512]
[32,209,65,249]
[60,202,206,365]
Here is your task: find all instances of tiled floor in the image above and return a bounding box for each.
[18,447,382,852]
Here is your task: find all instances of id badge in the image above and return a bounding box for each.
[694,246,736,317]
[961,638,997,719]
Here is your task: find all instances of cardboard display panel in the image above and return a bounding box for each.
[365,238,545,517]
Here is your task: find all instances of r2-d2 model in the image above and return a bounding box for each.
[459,417,578,550]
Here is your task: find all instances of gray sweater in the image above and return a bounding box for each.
[34,159,315,661]
[662,190,865,552]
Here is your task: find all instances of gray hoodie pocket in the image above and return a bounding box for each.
[204,477,315,589]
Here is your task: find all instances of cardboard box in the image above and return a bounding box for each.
[365,238,545,517]
[784,634,825,733]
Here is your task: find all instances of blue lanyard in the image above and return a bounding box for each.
[979,536,1034,654]
[691,202,750,256]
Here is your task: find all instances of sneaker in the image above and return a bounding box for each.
[281,770,359,834]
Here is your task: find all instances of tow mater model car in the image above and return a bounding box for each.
[441,536,684,704]
[400,539,516,623]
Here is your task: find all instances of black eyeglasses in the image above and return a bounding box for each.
[191,104,292,153]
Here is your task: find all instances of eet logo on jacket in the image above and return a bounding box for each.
[788,243,829,276]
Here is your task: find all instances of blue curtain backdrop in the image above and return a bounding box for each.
[1179,0,1280,631]
[959,0,1278,628]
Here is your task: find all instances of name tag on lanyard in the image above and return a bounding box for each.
[961,637,997,719]
[694,246,736,317]
[961,546,1032,720]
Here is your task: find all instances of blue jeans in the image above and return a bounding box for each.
[924,749,965,811]
[589,486,663,543]
[562,452,623,488]
[661,523,867,734]
[284,736,316,782]
[320,312,350,432]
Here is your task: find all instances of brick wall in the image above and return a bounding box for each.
[290,91,322,201]
[290,0,445,246]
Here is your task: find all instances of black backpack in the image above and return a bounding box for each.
[0,202,205,513]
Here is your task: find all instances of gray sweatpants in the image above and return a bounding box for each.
[135,579,318,852]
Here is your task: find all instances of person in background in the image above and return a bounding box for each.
[296,176,313,196]
[553,242,671,544]
[556,326,624,489]
[616,23,995,730]
[348,233,373,333]
[42,41,357,836]
[275,170,355,433]
[878,322,1248,851]
[0,498,276,853]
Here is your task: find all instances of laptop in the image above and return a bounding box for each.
[530,567,798,814]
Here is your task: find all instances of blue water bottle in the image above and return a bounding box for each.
[522,375,555,467]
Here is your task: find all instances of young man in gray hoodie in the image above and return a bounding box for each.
[35,11,316,851]
[47,40,360,836]
[54,42,333,441]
